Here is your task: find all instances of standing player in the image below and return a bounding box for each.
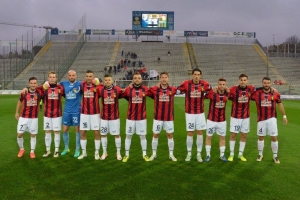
[122,72,151,162]
[15,77,41,159]
[99,74,124,161]
[204,78,229,162]
[228,74,256,162]
[148,72,177,161]
[60,70,82,157]
[251,77,287,164]
[177,68,211,162]
[78,70,101,160]
[41,71,64,158]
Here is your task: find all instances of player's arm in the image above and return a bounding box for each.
[278,102,288,125]
[15,100,22,120]
[148,87,155,99]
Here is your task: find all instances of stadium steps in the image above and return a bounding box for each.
[187,43,199,69]
[14,41,53,80]
[182,43,192,74]
[108,42,120,67]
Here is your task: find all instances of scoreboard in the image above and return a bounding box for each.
[132,11,174,30]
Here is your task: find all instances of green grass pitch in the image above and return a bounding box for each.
[0,95,299,199]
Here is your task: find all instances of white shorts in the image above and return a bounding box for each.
[230,117,250,133]
[80,114,100,130]
[206,119,227,136]
[126,119,147,135]
[100,119,120,135]
[152,120,174,134]
[185,113,207,131]
[17,117,38,134]
[44,117,62,131]
[257,117,278,137]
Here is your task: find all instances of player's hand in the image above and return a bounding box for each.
[43,81,50,90]
[226,87,230,93]
[156,83,161,87]
[212,86,218,93]
[15,113,19,120]
[283,117,288,125]
[128,83,133,88]
[271,87,279,93]
[92,78,100,86]
[21,87,28,94]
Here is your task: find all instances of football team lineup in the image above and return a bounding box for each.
[15,68,287,164]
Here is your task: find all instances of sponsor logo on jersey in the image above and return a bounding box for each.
[215,100,225,108]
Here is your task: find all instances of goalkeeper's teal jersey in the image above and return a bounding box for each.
[60,80,82,114]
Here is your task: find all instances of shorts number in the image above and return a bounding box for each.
[188,123,194,129]
[45,122,50,128]
[128,126,132,133]
[156,125,161,131]
[208,128,214,134]
[234,125,241,131]
[83,122,88,128]
[19,125,24,131]
[101,127,108,133]
[73,117,78,123]
[259,128,263,134]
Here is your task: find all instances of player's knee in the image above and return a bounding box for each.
[139,135,146,140]
[153,134,159,138]
[126,134,132,139]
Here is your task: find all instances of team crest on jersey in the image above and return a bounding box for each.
[104,96,114,104]
[159,93,169,102]
[94,89,97,92]
[114,94,116,98]
[238,95,248,103]
[190,90,201,98]
[48,91,59,100]
[132,96,143,104]
[215,100,225,108]
[73,88,78,93]
[84,90,94,98]
[142,93,145,97]
[261,99,271,107]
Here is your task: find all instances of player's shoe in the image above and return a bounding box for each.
[53,152,59,158]
[169,155,177,162]
[60,148,70,156]
[149,154,157,161]
[116,154,122,160]
[100,154,108,160]
[197,155,203,162]
[228,155,234,162]
[238,155,247,162]
[273,157,280,164]
[122,155,129,162]
[30,152,36,159]
[95,154,100,160]
[74,150,80,158]
[143,155,150,162]
[220,155,228,162]
[78,153,87,160]
[43,151,51,158]
[185,155,192,162]
[256,155,263,162]
[204,156,211,162]
[18,149,25,158]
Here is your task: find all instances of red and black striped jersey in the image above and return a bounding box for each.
[99,85,124,120]
[229,85,256,119]
[80,82,101,115]
[39,84,64,118]
[251,90,281,122]
[206,90,228,122]
[177,79,211,114]
[149,85,177,121]
[123,85,150,120]
[19,90,41,118]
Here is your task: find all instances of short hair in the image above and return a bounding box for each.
[133,72,141,77]
[239,74,248,79]
[29,77,37,82]
[192,68,202,75]
[262,77,271,82]
[160,71,169,78]
[104,74,112,78]
[218,78,226,82]
[48,71,56,77]
[86,70,94,74]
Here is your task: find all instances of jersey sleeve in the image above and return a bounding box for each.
[177,81,187,93]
